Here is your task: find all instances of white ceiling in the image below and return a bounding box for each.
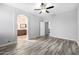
[6,3,79,16]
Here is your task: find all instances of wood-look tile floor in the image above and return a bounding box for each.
[0,36,79,55]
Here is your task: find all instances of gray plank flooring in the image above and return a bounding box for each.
[0,36,79,55]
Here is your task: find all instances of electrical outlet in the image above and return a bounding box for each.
[8,41,10,42]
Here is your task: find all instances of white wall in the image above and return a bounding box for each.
[51,9,77,41]
[77,7,79,44]
[28,14,40,39]
[0,4,40,45]
[42,9,77,41]
[0,4,17,45]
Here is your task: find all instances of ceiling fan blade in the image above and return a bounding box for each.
[39,11,42,14]
[34,9,41,10]
[46,10,49,13]
[46,6,54,9]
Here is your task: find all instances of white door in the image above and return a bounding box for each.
[40,22,45,36]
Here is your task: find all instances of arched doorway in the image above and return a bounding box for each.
[17,15,28,44]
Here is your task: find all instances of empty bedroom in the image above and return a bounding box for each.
[0,3,79,55]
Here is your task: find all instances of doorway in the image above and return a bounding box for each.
[40,21,50,37]
[17,15,28,45]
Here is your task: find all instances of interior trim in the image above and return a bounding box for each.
[0,41,17,48]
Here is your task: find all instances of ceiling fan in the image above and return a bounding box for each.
[34,3,54,14]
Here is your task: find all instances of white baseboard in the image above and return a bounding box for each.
[0,41,17,48]
[50,35,77,41]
